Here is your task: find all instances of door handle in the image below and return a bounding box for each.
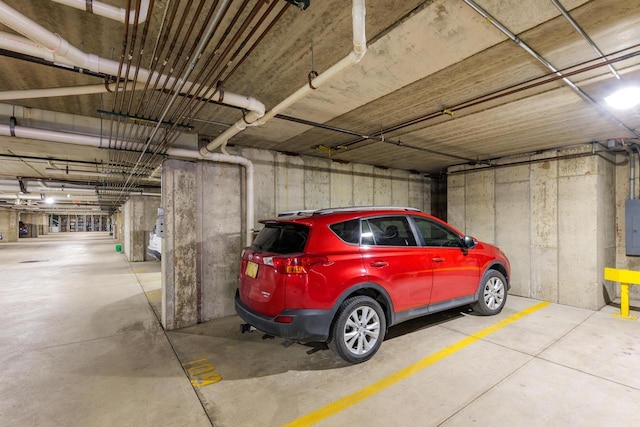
[432,257,445,263]
[370,260,389,268]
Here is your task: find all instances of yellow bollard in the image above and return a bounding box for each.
[604,268,639,321]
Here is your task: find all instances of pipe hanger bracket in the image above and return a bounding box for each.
[9,116,16,136]
[308,70,318,90]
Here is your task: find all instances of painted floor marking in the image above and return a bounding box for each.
[285,301,551,426]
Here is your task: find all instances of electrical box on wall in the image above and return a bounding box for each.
[156,207,165,238]
[625,199,640,255]
[155,217,164,238]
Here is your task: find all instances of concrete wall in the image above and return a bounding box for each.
[162,147,431,330]
[122,195,161,262]
[448,146,616,310]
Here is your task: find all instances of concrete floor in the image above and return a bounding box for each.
[2,233,639,426]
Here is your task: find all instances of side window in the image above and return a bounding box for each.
[363,216,417,247]
[329,219,361,244]
[413,217,462,247]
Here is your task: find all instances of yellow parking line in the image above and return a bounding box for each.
[285,301,551,427]
[138,278,161,283]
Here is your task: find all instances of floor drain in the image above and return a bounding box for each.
[19,260,49,263]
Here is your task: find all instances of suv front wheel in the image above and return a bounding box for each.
[329,295,386,363]
[472,270,507,315]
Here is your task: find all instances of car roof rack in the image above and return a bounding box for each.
[277,209,317,217]
[312,206,421,215]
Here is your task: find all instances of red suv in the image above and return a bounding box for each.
[236,207,510,363]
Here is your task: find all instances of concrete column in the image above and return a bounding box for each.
[496,164,530,298]
[122,195,161,262]
[163,158,199,330]
[114,211,124,242]
[530,155,559,302]
[0,209,18,242]
[199,159,243,321]
[38,213,48,235]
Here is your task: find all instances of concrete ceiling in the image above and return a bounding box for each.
[0,0,639,211]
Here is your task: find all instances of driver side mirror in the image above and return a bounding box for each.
[463,235,477,249]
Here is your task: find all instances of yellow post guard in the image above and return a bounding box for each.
[604,268,639,321]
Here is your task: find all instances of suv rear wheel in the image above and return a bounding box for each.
[472,270,507,315]
[328,295,386,363]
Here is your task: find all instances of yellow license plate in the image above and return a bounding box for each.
[245,261,259,278]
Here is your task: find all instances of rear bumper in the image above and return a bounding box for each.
[234,290,334,342]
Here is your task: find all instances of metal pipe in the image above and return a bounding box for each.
[0,122,255,247]
[462,0,640,140]
[550,0,620,79]
[630,149,636,200]
[201,0,368,155]
[0,82,137,101]
[0,6,265,115]
[118,0,232,197]
[49,0,151,24]
[632,145,640,199]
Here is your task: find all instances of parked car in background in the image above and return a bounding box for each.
[147,225,161,260]
[236,207,511,363]
[19,221,28,236]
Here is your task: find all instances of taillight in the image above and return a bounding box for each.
[264,255,329,274]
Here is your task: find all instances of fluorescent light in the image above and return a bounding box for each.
[604,86,640,110]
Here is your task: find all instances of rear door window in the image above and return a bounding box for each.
[251,223,309,254]
[363,216,417,246]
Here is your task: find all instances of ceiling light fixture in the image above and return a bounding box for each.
[604,86,640,110]
[45,197,55,204]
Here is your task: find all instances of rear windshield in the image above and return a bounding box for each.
[251,223,309,254]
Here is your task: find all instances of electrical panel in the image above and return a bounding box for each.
[156,208,165,238]
[155,217,164,238]
[625,199,640,255]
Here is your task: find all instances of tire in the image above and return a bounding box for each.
[328,296,386,364]
[472,270,508,315]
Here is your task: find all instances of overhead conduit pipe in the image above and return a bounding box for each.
[550,0,620,80]
[0,2,266,117]
[630,149,635,200]
[0,1,259,244]
[0,123,255,246]
[0,82,137,101]
[48,0,150,24]
[632,145,640,199]
[462,0,640,140]
[201,0,367,155]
